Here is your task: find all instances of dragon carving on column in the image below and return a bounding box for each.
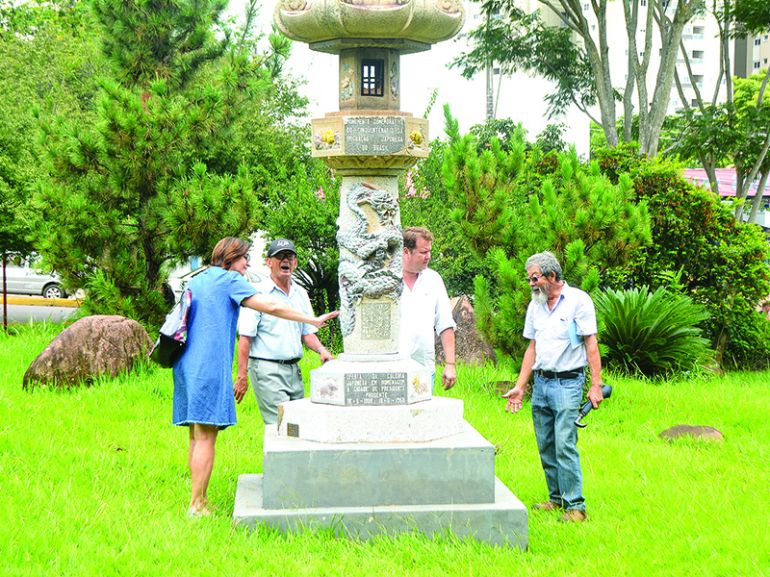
[337,182,403,336]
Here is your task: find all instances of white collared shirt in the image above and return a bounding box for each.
[399,268,456,372]
[523,282,597,372]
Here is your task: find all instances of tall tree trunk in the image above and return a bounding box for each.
[748,170,770,224]
[622,0,640,142]
[583,0,619,146]
[542,0,619,146]
[736,133,770,220]
[734,161,747,220]
[642,0,695,157]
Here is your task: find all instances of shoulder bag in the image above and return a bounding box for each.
[149,288,192,368]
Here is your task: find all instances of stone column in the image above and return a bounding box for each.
[336,175,402,356]
[306,107,432,406]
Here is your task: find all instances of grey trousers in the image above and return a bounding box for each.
[248,358,304,424]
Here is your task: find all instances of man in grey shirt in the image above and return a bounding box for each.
[235,239,333,424]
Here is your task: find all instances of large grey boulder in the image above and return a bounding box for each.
[435,296,497,366]
[23,315,153,390]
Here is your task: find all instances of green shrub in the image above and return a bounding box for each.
[718,311,770,371]
[400,138,487,297]
[592,149,770,369]
[440,106,651,361]
[595,286,712,378]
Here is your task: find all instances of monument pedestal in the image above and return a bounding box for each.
[308,355,432,407]
[233,399,528,548]
[234,474,527,547]
[238,0,515,544]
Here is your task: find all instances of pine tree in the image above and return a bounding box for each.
[32,0,300,324]
[1,0,99,260]
[441,107,651,359]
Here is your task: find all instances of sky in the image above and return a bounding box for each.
[225,1,589,153]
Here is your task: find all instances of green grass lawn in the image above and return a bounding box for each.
[2,323,768,577]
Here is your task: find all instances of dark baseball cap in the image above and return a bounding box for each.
[266,238,297,257]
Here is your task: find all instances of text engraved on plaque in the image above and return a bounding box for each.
[345,372,408,405]
[344,116,405,155]
[361,302,391,340]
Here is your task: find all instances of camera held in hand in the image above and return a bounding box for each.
[575,384,613,428]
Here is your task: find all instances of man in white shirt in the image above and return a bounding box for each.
[236,239,333,424]
[503,251,604,523]
[400,227,457,390]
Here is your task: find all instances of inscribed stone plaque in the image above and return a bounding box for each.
[344,372,408,405]
[361,301,391,340]
[287,423,299,438]
[345,116,405,155]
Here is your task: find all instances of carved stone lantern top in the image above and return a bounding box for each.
[274,0,465,54]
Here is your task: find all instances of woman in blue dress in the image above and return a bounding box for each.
[172,237,337,516]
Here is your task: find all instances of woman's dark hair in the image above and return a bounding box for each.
[211,237,250,270]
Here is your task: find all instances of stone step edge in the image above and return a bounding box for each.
[233,474,529,549]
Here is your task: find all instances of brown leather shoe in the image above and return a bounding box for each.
[560,509,587,523]
[532,501,563,511]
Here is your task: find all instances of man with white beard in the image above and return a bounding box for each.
[503,251,604,523]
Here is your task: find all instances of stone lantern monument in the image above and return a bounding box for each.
[232,0,528,548]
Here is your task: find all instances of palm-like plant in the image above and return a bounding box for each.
[594,286,712,377]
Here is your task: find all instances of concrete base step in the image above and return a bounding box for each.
[263,421,495,508]
[233,474,528,549]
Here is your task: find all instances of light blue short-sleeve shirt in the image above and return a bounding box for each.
[237,278,316,361]
[523,282,598,372]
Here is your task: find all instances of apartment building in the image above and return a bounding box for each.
[668,15,728,113]
[735,32,770,78]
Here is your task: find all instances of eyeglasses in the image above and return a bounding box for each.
[273,252,296,261]
[527,273,545,284]
[242,254,250,262]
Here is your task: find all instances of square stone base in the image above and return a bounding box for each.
[233,474,528,549]
[263,421,494,508]
[277,397,465,443]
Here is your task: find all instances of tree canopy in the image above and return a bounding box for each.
[0,0,100,258]
[455,0,703,157]
[734,0,770,34]
[28,0,311,324]
[655,0,770,222]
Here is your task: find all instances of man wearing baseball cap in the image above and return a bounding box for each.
[236,238,333,423]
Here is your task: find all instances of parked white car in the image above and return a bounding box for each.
[2,259,68,299]
[166,266,266,302]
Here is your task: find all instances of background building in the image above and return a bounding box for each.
[735,31,770,78]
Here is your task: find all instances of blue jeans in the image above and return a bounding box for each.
[531,372,586,511]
